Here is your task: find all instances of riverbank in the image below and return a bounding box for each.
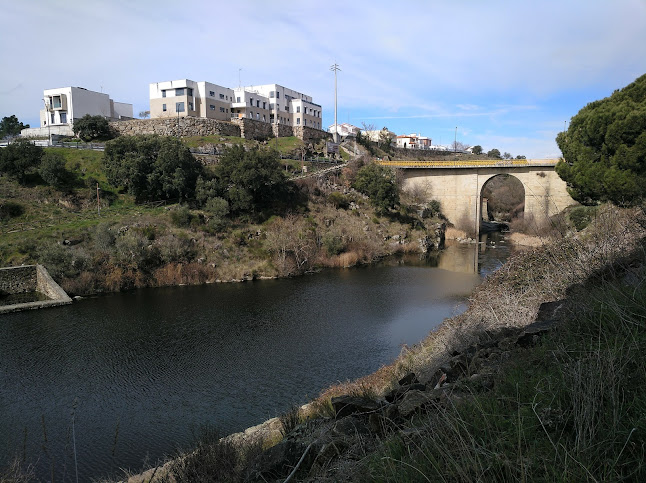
[118,204,646,482]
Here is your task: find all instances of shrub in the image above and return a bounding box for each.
[353,163,399,214]
[94,222,116,251]
[322,233,345,256]
[157,234,196,263]
[72,114,112,141]
[0,138,43,184]
[39,151,75,190]
[569,205,597,231]
[328,191,350,209]
[0,201,24,221]
[170,206,192,227]
[113,231,159,270]
[204,197,230,218]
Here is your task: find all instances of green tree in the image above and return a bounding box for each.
[0,115,29,138]
[213,145,296,218]
[516,155,526,159]
[103,135,203,202]
[472,145,483,155]
[0,138,43,184]
[352,163,399,214]
[73,114,112,141]
[39,151,74,190]
[503,152,512,159]
[556,73,646,206]
[487,148,501,159]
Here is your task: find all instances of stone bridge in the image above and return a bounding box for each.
[378,159,575,236]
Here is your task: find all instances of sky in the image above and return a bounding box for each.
[1,0,645,158]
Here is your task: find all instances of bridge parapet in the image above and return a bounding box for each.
[378,159,560,169]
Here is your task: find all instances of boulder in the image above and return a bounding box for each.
[331,395,381,418]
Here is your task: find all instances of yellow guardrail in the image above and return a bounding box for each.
[377,159,560,168]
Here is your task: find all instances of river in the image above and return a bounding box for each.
[0,234,512,481]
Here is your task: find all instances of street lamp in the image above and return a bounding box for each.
[43,98,51,146]
[330,63,341,143]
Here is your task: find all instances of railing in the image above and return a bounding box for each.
[0,140,105,151]
[377,159,560,168]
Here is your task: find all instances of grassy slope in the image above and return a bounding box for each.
[0,145,437,295]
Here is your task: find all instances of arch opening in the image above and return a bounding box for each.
[480,174,525,231]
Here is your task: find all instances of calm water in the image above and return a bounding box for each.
[0,235,511,481]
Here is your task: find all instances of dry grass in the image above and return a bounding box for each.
[445,227,467,239]
[311,205,646,409]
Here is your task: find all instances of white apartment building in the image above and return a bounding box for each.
[149,79,323,129]
[22,87,133,137]
[328,123,361,138]
[396,133,432,149]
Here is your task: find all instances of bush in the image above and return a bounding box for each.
[569,205,597,231]
[94,223,116,251]
[157,234,195,263]
[328,191,350,209]
[104,135,204,202]
[170,206,193,227]
[353,163,399,214]
[0,139,43,184]
[0,201,24,221]
[113,231,159,270]
[204,197,229,218]
[39,151,75,190]
[72,114,112,141]
[322,233,345,256]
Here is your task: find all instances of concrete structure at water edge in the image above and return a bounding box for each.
[0,265,72,314]
[379,159,576,237]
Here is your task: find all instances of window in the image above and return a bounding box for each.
[209,90,215,97]
[256,113,260,120]
[226,108,229,113]
[188,101,193,110]
[263,115,266,122]
[256,100,260,107]
[263,102,266,109]
[270,91,275,98]
[296,106,300,113]
[52,96,61,108]
[219,93,225,99]
[236,97,240,102]
[163,103,167,111]
[270,103,274,110]
[276,92,280,99]
[249,111,253,118]
[60,112,67,123]
[250,97,253,106]
[50,112,55,123]
[220,107,225,112]
[297,118,300,125]
[176,102,185,112]
[176,88,185,96]
[210,104,215,110]
[162,90,167,98]
[187,88,193,96]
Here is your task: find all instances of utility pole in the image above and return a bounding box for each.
[43,98,51,146]
[454,126,457,153]
[330,63,341,143]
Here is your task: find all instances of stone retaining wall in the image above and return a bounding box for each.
[0,265,72,314]
[109,117,330,143]
[110,118,241,138]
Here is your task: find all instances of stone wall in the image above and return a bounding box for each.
[109,117,330,143]
[110,118,241,138]
[232,118,274,140]
[293,125,332,143]
[0,266,37,294]
[0,265,72,314]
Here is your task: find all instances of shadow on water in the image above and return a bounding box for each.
[0,234,513,481]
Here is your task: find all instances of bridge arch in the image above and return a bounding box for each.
[479,173,525,224]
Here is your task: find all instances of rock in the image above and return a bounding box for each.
[245,439,312,482]
[333,416,370,437]
[398,372,419,386]
[385,383,427,403]
[397,389,445,417]
[331,395,381,418]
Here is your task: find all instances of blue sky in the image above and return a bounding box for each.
[1,0,645,158]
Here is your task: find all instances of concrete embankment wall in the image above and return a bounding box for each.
[0,265,72,314]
